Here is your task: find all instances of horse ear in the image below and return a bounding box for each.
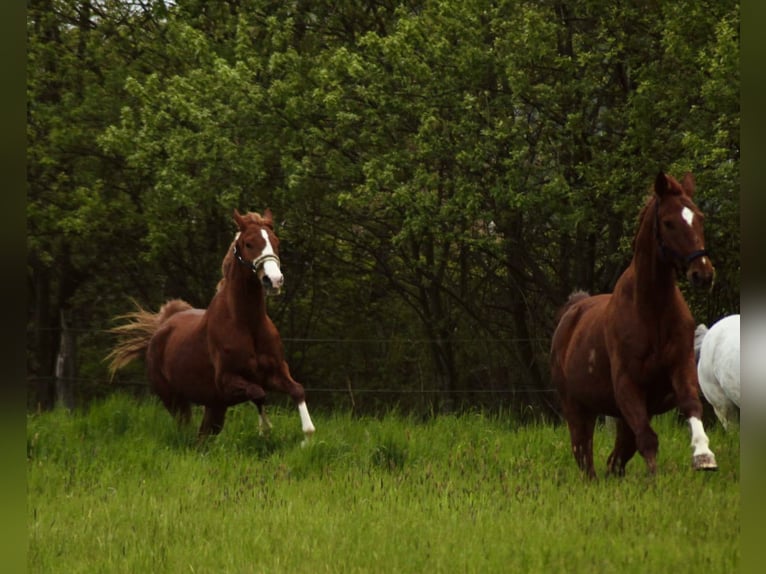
[263,208,274,228]
[233,209,247,231]
[654,172,669,197]
[681,172,696,197]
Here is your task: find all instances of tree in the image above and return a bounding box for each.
[27,0,739,416]
[27,0,173,408]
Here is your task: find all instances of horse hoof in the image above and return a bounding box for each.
[693,453,718,471]
[300,433,314,448]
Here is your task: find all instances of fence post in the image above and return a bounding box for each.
[55,310,77,411]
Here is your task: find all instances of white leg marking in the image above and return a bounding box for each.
[298,401,315,435]
[688,416,713,457]
[681,207,694,227]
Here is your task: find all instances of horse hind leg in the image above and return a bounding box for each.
[716,399,739,432]
[156,392,192,428]
[606,418,637,477]
[563,404,598,479]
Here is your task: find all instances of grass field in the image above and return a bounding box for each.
[27,394,739,573]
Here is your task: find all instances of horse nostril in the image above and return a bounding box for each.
[262,276,273,289]
[689,268,713,289]
[691,271,700,284]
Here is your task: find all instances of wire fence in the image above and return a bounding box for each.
[31,325,549,345]
[28,374,557,395]
[28,327,559,418]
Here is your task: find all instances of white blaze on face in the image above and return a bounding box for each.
[259,229,283,289]
[681,206,694,227]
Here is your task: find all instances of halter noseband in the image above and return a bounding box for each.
[653,198,708,266]
[233,244,281,273]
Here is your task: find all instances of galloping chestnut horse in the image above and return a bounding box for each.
[107,209,315,441]
[550,172,717,478]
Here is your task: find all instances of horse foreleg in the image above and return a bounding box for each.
[674,364,718,470]
[198,405,227,440]
[687,416,717,470]
[216,371,272,437]
[614,375,658,474]
[274,361,315,443]
[252,398,273,435]
[297,401,315,445]
[606,418,637,477]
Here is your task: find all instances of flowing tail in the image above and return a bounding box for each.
[554,290,590,324]
[106,298,193,380]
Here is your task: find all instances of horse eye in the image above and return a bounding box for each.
[663,221,675,230]
[245,243,253,249]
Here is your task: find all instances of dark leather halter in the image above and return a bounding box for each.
[232,244,281,273]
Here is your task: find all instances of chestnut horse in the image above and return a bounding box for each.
[107,209,315,441]
[550,172,717,478]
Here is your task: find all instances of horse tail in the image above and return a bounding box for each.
[106,298,193,380]
[555,290,590,324]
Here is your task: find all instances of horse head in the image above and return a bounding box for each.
[231,208,284,294]
[652,172,714,289]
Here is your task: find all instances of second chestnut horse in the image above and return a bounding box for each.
[550,172,717,477]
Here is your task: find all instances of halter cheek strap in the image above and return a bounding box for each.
[233,245,281,272]
[680,249,709,265]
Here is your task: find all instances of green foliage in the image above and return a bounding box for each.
[28,395,739,573]
[27,0,739,412]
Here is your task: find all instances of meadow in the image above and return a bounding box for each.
[27,394,739,573]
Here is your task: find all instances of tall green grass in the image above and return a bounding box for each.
[28,394,739,573]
